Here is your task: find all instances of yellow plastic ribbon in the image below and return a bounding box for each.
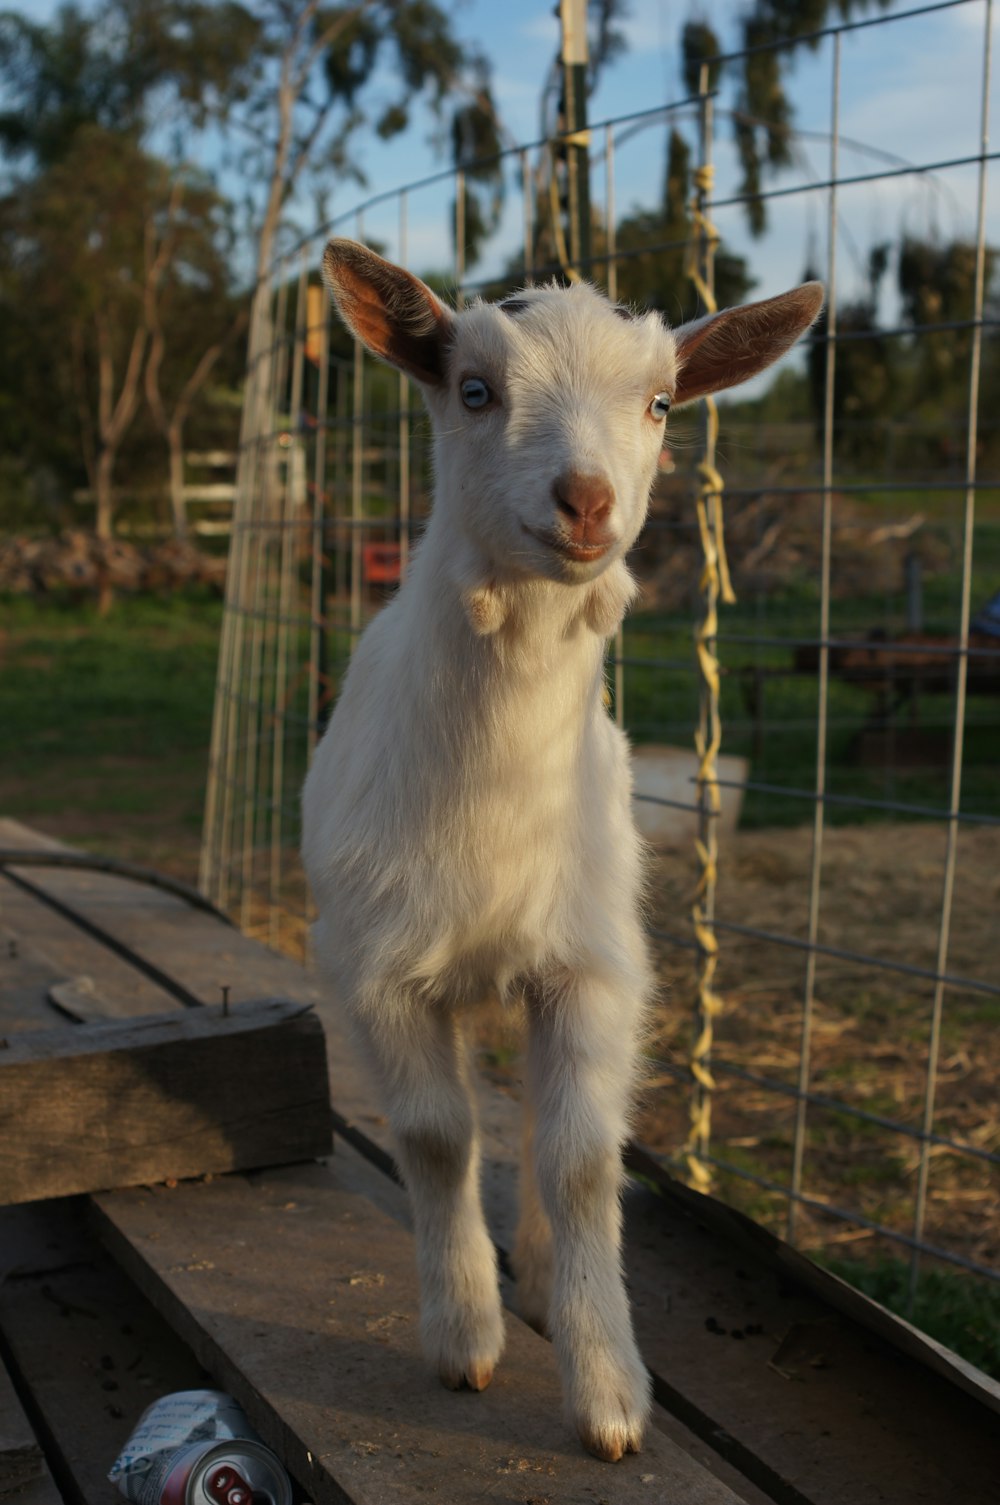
[683,153,736,1192]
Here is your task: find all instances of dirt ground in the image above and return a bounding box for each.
[637,821,999,1273]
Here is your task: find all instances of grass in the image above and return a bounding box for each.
[0,591,222,868]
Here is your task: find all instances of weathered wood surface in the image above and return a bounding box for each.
[0,854,182,1023]
[48,974,122,1022]
[0,1362,49,1501]
[0,922,128,1028]
[6,820,1000,1505]
[0,924,68,1036]
[95,1155,746,1505]
[0,1201,65,1505]
[0,998,332,1205]
[623,1183,1000,1505]
[0,1198,209,1505]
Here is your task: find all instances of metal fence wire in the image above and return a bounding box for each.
[200,0,999,1299]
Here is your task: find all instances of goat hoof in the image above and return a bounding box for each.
[578,1419,643,1464]
[465,1358,495,1391]
[571,1348,650,1462]
[439,1359,495,1392]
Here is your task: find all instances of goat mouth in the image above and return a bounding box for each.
[524,526,612,565]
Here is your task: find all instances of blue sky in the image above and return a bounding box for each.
[8,0,998,316]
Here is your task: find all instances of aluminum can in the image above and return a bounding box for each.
[109,1390,292,1505]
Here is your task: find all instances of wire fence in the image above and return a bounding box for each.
[200,0,999,1301]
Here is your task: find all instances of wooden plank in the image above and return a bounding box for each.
[0,1199,210,1505]
[94,1158,746,1505]
[328,1136,779,1505]
[622,1183,1000,1505]
[0,925,65,1036]
[0,1363,48,1501]
[0,919,131,1029]
[0,873,182,1020]
[47,975,119,1023]
[0,1197,95,1282]
[0,999,332,1206]
[10,824,747,1473]
[0,835,766,1500]
[0,1204,66,1505]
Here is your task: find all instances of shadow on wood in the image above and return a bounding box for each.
[0,998,332,1205]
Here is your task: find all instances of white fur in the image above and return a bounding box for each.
[303,256,822,1461]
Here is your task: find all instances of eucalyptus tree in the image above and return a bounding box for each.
[0,0,504,540]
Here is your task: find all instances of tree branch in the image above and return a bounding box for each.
[295,0,379,96]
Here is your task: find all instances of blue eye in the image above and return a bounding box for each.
[650,392,672,420]
[461,377,492,410]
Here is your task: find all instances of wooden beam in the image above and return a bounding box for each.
[0,1363,47,1501]
[0,874,184,1021]
[0,1199,209,1505]
[0,999,331,1205]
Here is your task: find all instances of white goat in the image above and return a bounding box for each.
[303,243,822,1462]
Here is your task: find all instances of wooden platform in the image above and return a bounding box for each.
[2,816,998,1505]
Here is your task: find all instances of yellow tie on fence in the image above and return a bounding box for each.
[683,161,735,1192]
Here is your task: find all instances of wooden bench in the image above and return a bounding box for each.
[2,816,998,1505]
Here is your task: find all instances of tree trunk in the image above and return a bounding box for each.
[94,447,115,615]
[168,424,187,539]
[95,448,115,540]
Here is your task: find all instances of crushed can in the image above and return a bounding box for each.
[109,1390,293,1505]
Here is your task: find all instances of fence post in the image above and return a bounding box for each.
[788,31,841,1244]
[559,0,591,276]
[909,0,994,1306]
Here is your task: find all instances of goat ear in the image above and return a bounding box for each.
[672,282,824,406]
[322,239,454,387]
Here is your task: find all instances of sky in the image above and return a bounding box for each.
[8,0,998,319]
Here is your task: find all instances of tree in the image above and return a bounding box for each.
[680,3,891,237]
[142,180,248,538]
[1,1,503,541]
[0,4,145,170]
[2,0,515,548]
[0,3,258,540]
[2,129,234,538]
[803,235,999,473]
[144,0,508,285]
[806,302,893,466]
[612,129,754,321]
[5,129,149,539]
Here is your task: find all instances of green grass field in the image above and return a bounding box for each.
[0,592,222,871]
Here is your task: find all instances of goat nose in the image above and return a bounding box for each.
[551,471,614,527]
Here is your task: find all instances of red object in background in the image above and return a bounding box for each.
[363,543,401,584]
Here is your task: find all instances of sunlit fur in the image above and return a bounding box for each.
[303,246,822,1462]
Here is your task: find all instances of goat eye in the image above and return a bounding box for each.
[461,377,492,410]
[650,392,672,420]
